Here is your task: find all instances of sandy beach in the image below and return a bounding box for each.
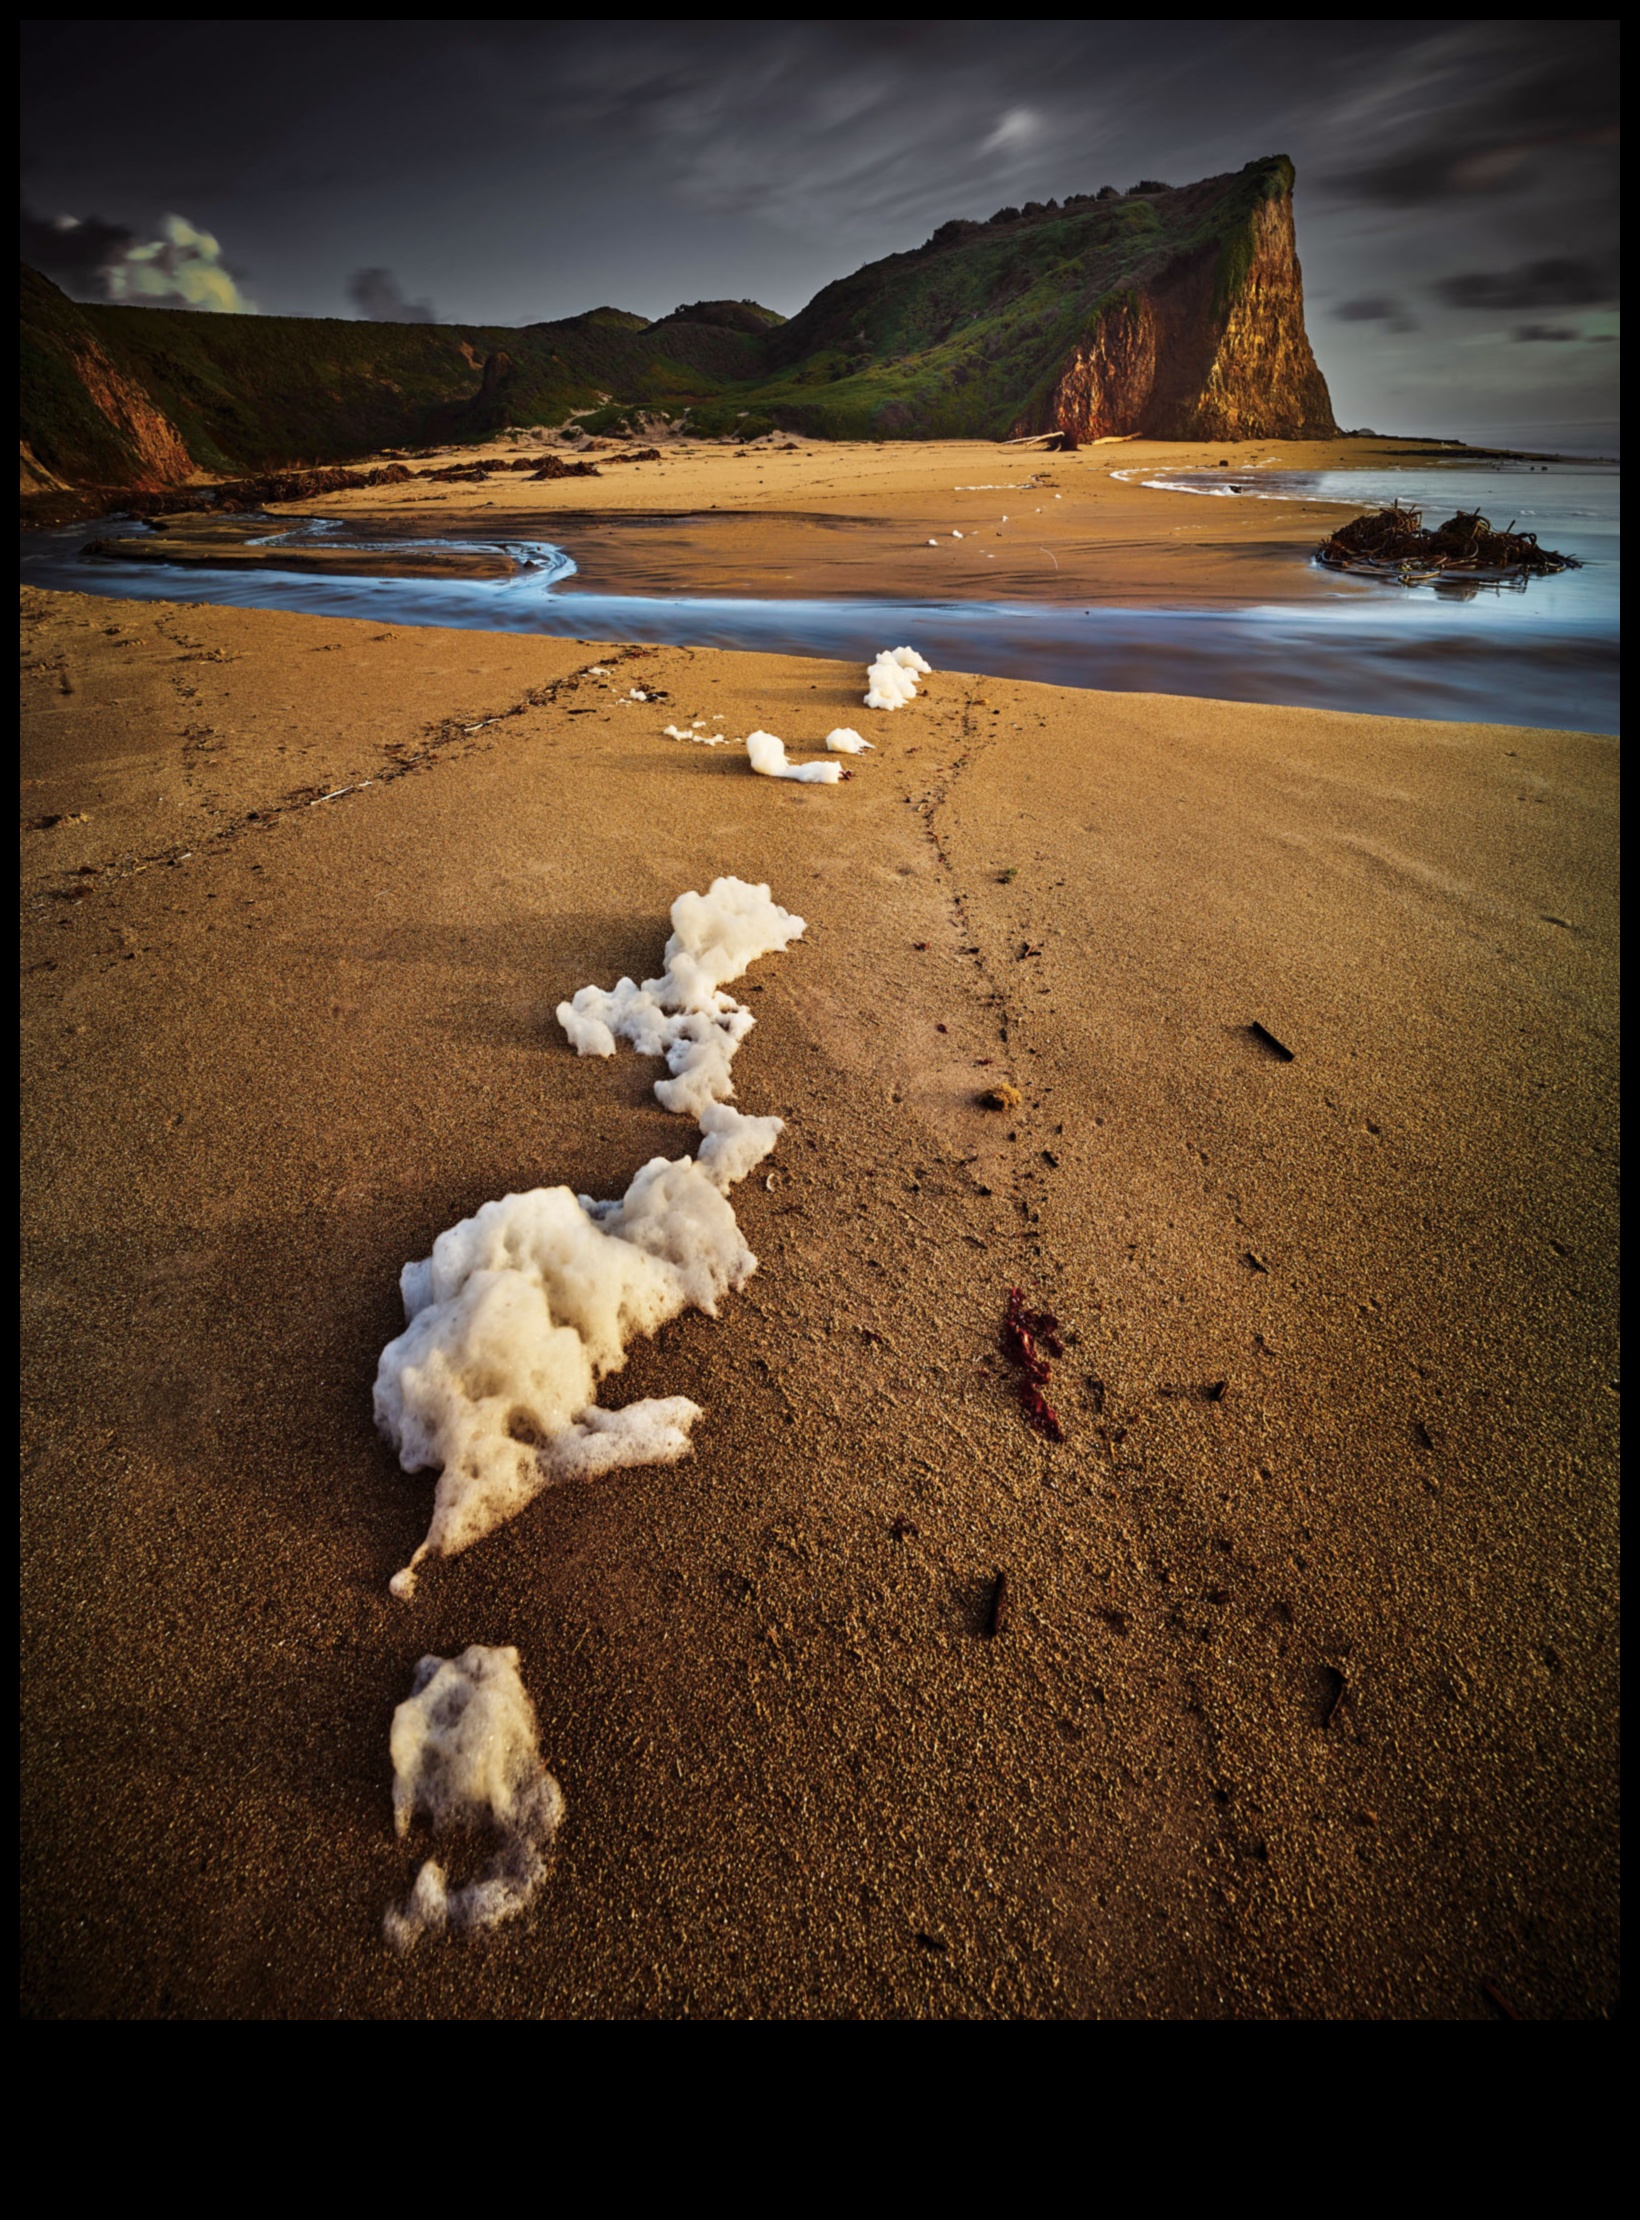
[19,512,1618,2019]
[87,433,1511,606]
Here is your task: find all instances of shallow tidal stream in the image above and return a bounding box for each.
[20,462,1619,734]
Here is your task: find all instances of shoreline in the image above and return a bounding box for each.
[23,434,1579,607]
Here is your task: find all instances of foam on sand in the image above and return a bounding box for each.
[825,728,873,754]
[378,881,801,1596]
[383,1645,565,1950]
[864,646,932,710]
[746,730,842,784]
[557,876,805,1116]
[377,1182,719,1596]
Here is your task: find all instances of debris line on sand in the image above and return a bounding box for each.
[1002,1286,1065,1440]
[1315,504,1578,585]
[383,1645,565,1950]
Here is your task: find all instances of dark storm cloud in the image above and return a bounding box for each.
[20,200,135,289]
[17,20,1621,446]
[1320,23,1619,207]
[1434,257,1619,312]
[20,196,254,311]
[17,22,1619,274]
[347,267,437,323]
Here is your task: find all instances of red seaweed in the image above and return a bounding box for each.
[1002,1287,1065,1440]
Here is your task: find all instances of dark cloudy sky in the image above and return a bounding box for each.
[21,19,1620,448]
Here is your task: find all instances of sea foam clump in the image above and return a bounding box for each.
[378,881,800,1596]
[746,730,842,784]
[383,1645,565,1951]
[557,876,806,1118]
[377,1179,729,1596]
[825,728,873,754]
[864,646,932,710]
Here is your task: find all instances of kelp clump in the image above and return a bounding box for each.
[1317,503,1579,586]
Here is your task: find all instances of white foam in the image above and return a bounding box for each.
[376,1181,718,1594]
[378,882,801,1595]
[383,1645,565,1951]
[663,723,729,745]
[746,730,843,784]
[696,1098,785,1191]
[864,645,933,711]
[824,728,873,754]
[557,876,806,1115]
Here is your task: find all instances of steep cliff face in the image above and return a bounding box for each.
[1193,190,1337,438]
[20,265,196,491]
[745,155,1336,442]
[1027,172,1336,442]
[63,334,196,484]
[1037,294,1160,442]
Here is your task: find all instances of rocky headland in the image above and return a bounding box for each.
[21,156,1338,516]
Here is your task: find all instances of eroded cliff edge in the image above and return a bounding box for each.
[1024,162,1337,441]
[757,155,1337,441]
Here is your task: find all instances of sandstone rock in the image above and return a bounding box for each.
[1014,162,1336,442]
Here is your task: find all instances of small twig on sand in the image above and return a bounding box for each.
[984,1571,1012,1637]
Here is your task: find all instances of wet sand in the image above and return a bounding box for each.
[80,517,521,582]
[124,433,1483,606]
[19,582,1618,2018]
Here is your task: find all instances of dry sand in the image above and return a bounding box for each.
[19,543,1618,2018]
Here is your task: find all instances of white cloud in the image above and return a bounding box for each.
[981,105,1043,156]
[104,213,256,313]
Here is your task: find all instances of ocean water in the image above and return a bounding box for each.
[1122,462,1619,631]
[20,462,1620,734]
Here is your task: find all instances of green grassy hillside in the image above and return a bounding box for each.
[20,266,782,485]
[736,157,1303,438]
[21,155,1330,485]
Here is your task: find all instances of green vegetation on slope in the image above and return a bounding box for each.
[20,268,784,484]
[21,157,1315,481]
[734,157,1299,438]
[20,266,163,484]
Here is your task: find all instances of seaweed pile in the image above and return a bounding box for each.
[1316,503,1580,586]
